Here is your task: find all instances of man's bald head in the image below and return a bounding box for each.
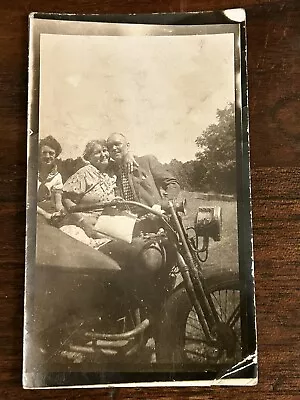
[107,133,130,164]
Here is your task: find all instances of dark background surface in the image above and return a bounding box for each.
[0,0,299,399]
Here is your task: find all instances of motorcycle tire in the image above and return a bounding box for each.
[156,267,241,369]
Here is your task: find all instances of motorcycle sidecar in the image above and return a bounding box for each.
[25,217,122,371]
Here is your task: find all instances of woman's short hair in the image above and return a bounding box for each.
[83,140,107,162]
[39,135,62,157]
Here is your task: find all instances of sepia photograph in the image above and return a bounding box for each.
[24,11,256,388]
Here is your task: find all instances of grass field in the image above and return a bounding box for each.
[179,190,239,274]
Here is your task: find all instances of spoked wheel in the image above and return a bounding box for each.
[156,267,242,370]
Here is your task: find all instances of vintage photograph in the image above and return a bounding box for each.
[24,11,256,388]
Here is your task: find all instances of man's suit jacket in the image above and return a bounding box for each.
[115,155,180,207]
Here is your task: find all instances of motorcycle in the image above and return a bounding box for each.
[28,198,241,374]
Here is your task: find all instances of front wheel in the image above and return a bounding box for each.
[156,267,242,370]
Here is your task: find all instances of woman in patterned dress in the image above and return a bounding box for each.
[61,140,117,248]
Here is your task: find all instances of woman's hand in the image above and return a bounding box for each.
[50,209,66,226]
[124,152,139,174]
[56,205,65,213]
[79,219,99,239]
[78,218,93,236]
[52,209,65,218]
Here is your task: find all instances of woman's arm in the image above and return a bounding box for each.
[62,196,84,225]
[62,196,77,211]
[54,191,64,212]
[62,194,96,237]
[37,205,52,221]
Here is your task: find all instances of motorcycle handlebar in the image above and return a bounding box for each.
[67,199,185,240]
[68,199,168,217]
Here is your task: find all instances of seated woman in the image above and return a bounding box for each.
[37,135,64,221]
[61,140,117,248]
[61,140,165,278]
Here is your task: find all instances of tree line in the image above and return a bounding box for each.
[57,102,236,195]
[165,103,236,194]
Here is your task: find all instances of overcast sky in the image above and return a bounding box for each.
[39,31,234,163]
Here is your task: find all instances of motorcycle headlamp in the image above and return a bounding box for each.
[194,206,222,242]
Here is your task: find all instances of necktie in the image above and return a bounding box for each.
[120,167,135,201]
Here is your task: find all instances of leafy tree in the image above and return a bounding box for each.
[166,159,193,190]
[195,103,236,194]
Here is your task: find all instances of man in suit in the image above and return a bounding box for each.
[102,133,180,310]
[107,132,180,208]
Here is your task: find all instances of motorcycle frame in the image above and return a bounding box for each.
[68,199,237,351]
[168,202,239,350]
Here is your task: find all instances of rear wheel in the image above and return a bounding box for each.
[156,267,241,369]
